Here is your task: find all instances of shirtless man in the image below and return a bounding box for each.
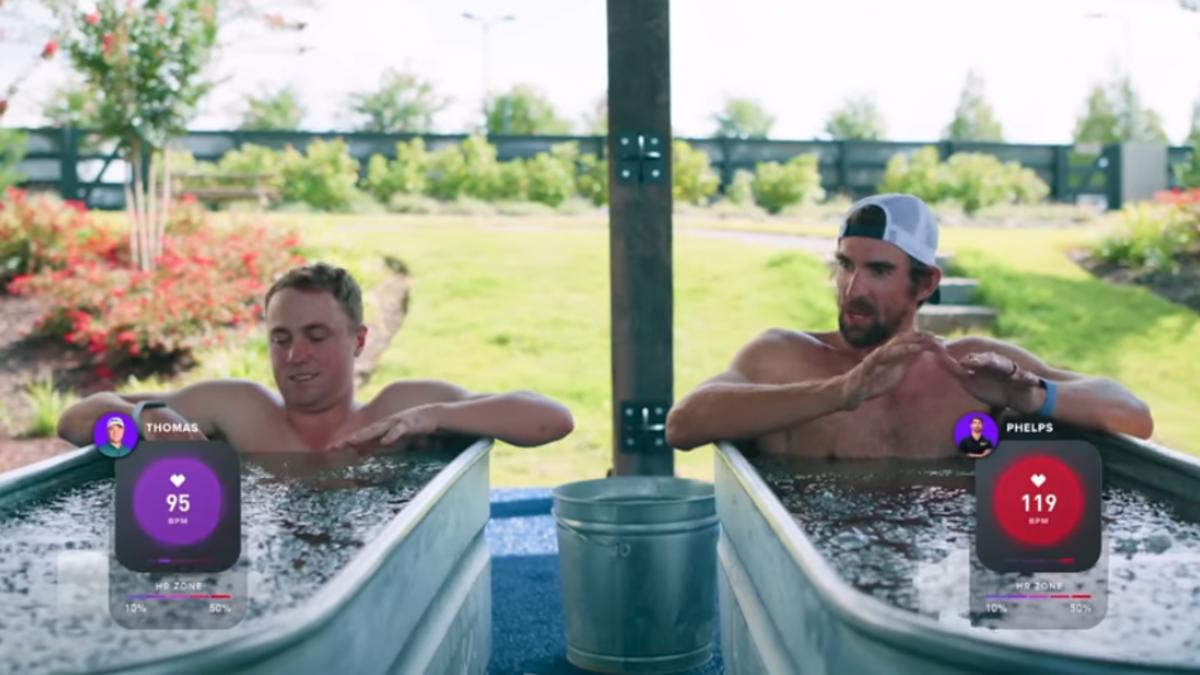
[58,263,574,454]
[666,193,1153,459]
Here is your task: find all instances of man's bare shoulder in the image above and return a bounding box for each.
[944,335,1011,356]
[366,379,471,415]
[734,328,839,382]
[172,379,281,404]
[744,328,837,357]
[165,379,279,410]
[944,335,1047,365]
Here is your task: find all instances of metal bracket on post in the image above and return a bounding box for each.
[615,132,666,185]
[619,401,670,454]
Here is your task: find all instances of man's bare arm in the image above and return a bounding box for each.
[666,373,849,452]
[954,337,1154,439]
[57,381,272,446]
[349,380,574,448]
[670,331,838,451]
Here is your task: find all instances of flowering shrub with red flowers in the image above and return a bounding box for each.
[1094,190,1200,276]
[5,188,303,378]
[1155,188,1200,208]
[0,188,123,290]
[167,193,207,234]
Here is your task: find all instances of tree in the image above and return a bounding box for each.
[1074,85,1120,145]
[944,70,1004,142]
[582,94,607,136]
[485,84,571,136]
[1187,95,1200,146]
[1073,76,1167,144]
[711,97,774,139]
[0,129,27,191]
[65,0,220,271]
[823,95,886,141]
[1179,96,1200,188]
[238,85,304,130]
[347,68,447,133]
[42,78,103,129]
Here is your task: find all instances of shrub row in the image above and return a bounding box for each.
[879,147,1050,214]
[171,137,839,213]
[1093,189,1200,274]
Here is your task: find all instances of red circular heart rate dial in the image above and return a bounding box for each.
[991,454,1084,547]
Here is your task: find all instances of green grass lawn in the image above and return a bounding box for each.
[299,219,836,486]
[147,213,1198,486]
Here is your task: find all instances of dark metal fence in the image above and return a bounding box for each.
[9,126,1195,210]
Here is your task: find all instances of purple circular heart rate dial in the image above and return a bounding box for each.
[132,457,223,547]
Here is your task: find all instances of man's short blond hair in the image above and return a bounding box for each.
[265,263,363,327]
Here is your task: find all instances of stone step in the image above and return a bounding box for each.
[937,277,978,305]
[916,305,997,335]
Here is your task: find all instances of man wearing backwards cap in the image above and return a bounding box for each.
[667,193,1154,458]
[98,416,133,458]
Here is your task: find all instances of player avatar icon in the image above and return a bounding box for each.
[954,412,999,458]
[94,413,138,458]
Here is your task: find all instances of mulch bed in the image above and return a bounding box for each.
[0,295,91,470]
[1077,251,1200,313]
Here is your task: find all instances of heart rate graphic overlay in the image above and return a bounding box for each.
[132,457,223,547]
[992,454,1084,547]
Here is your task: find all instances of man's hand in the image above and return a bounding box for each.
[140,407,208,441]
[952,351,1046,413]
[328,405,441,453]
[839,332,952,409]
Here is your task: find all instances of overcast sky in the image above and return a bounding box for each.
[2,0,1199,143]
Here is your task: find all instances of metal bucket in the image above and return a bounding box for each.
[552,476,718,674]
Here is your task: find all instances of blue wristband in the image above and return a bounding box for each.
[1036,379,1057,417]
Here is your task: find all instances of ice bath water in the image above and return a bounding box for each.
[0,451,449,673]
[754,456,1200,667]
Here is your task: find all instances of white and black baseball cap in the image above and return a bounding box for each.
[838,193,941,304]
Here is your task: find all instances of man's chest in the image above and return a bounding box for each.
[217,397,410,454]
[219,409,372,454]
[760,361,987,459]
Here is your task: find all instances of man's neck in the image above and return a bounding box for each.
[285,396,358,448]
[971,431,982,440]
[837,315,919,360]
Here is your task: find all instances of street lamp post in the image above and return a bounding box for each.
[1083,11,1133,79]
[462,12,515,133]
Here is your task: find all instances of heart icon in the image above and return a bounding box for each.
[169,474,186,488]
[1030,473,1046,488]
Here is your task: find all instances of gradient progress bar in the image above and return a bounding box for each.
[126,594,233,600]
[985,594,1092,600]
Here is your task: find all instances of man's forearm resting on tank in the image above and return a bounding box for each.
[421,391,574,447]
[57,392,164,446]
[666,377,853,451]
[1013,374,1153,439]
[965,342,1154,439]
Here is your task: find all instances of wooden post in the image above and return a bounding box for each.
[607,0,674,476]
